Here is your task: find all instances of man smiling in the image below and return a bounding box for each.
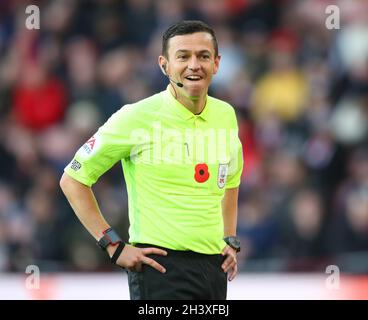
[60,20,243,300]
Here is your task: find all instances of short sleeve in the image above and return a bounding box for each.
[64,105,137,187]
[225,110,244,189]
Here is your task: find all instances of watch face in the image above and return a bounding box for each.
[234,238,241,247]
[225,237,241,251]
[230,238,240,248]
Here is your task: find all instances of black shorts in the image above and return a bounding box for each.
[127,243,227,300]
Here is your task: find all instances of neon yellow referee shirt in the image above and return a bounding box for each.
[65,86,243,254]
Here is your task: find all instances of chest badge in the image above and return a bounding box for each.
[217,163,229,189]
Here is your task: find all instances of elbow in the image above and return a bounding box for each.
[60,172,89,194]
[59,172,71,194]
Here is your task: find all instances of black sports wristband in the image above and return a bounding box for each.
[110,242,126,265]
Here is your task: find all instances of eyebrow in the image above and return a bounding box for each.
[175,49,212,55]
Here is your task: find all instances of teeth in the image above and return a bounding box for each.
[186,76,201,80]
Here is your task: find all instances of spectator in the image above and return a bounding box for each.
[276,188,327,265]
[327,187,368,255]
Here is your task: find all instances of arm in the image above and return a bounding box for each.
[59,172,110,242]
[221,187,239,281]
[59,172,167,272]
[222,187,239,237]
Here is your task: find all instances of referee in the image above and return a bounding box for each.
[60,20,243,300]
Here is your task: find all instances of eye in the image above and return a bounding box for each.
[177,55,188,60]
[201,54,210,60]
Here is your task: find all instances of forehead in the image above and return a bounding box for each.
[167,32,215,54]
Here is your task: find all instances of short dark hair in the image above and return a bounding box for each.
[162,20,218,58]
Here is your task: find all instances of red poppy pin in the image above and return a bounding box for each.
[194,163,210,183]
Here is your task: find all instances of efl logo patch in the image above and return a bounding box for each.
[70,159,82,171]
[82,136,96,154]
[217,163,229,189]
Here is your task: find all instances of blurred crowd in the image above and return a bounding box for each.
[0,0,367,273]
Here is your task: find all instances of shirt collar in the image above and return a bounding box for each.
[164,86,210,122]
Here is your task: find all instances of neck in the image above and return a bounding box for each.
[169,85,207,115]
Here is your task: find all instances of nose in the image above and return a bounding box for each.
[188,56,200,71]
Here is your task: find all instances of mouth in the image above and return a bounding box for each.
[184,75,203,82]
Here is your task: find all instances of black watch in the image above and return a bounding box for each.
[224,236,241,253]
[97,228,122,250]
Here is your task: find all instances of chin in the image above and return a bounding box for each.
[185,86,206,98]
[186,91,202,100]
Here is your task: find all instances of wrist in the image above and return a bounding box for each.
[106,243,119,258]
[110,242,126,265]
[97,227,122,251]
[224,236,241,252]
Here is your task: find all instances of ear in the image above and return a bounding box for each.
[213,54,221,75]
[158,55,167,75]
